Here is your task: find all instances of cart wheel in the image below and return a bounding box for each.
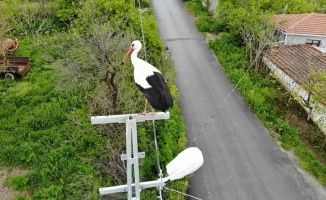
[5,73,15,80]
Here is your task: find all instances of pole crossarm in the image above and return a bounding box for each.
[91,112,170,124]
[99,178,169,196]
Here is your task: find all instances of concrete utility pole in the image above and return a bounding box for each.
[91,112,170,199]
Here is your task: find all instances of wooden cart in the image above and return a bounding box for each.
[0,56,31,80]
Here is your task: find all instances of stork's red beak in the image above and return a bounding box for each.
[123,48,134,62]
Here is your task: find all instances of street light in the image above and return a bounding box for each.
[166,147,204,181]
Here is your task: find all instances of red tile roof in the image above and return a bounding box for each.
[274,13,326,36]
[265,44,326,85]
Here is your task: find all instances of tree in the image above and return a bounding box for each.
[35,0,146,183]
[9,0,57,38]
[53,22,135,115]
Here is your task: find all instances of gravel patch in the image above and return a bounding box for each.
[0,167,29,200]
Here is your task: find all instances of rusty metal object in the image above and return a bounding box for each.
[0,56,31,79]
[1,38,19,52]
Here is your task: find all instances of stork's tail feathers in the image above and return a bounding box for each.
[162,90,173,112]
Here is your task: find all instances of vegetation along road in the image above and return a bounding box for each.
[153,0,325,199]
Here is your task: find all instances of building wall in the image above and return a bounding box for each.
[283,33,326,48]
[263,57,326,135]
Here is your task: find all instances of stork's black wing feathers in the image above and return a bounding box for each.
[136,72,173,112]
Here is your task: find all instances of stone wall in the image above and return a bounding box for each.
[263,57,326,135]
[201,0,218,13]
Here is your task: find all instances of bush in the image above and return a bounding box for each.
[195,16,225,33]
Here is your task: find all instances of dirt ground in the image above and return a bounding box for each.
[0,167,29,200]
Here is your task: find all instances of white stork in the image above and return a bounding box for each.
[123,40,173,115]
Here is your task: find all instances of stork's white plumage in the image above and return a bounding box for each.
[123,40,173,115]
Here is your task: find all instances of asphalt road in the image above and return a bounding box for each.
[152,0,320,199]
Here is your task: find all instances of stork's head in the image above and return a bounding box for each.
[123,40,142,62]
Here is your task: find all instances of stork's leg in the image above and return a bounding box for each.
[140,99,148,115]
[149,103,157,116]
[149,111,157,116]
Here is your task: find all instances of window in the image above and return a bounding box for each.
[306,39,321,47]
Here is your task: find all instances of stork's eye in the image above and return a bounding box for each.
[132,44,135,47]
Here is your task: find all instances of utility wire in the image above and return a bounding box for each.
[164,187,203,200]
[137,1,164,199]
[188,46,266,147]
[135,0,208,198]
[137,0,147,61]
[188,3,288,147]
[133,2,288,200]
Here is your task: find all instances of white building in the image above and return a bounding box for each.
[275,13,326,48]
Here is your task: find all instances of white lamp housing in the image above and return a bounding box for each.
[166,147,204,180]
